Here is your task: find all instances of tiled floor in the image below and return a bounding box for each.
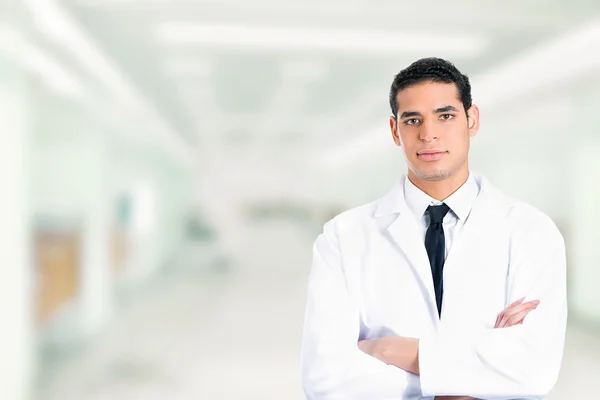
[34,224,600,399]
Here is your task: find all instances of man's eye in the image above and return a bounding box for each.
[440,114,454,120]
[405,119,420,125]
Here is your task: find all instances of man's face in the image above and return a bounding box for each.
[389,81,479,182]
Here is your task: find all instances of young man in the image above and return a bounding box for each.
[300,58,567,400]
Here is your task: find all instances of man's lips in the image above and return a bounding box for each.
[417,150,446,161]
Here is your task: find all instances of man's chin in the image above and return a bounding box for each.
[412,168,452,182]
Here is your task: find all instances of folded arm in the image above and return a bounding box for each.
[368,213,567,399]
[301,220,421,399]
[419,214,567,398]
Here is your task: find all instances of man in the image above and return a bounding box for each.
[300,58,567,400]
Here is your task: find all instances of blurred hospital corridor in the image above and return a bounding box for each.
[30,221,600,399]
[3,0,600,399]
[34,223,312,400]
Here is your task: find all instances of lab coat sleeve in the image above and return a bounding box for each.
[301,220,421,400]
[419,211,567,399]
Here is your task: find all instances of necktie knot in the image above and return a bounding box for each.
[427,204,450,224]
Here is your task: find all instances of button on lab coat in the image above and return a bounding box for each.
[300,173,567,399]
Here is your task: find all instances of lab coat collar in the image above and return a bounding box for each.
[403,173,479,222]
[374,172,503,218]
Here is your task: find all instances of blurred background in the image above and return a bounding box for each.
[1,0,600,399]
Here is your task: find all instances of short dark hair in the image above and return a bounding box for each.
[389,57,472,118]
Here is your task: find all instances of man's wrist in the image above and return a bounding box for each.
[382,337,420,375]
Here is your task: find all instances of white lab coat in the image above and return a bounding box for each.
[301,173,567,400]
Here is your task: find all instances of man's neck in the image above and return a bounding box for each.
[407,169,469,202]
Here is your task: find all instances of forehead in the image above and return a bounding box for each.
[395,81,461,112]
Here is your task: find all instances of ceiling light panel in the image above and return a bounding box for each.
[158,23,488,57]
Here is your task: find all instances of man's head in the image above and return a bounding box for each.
[389,57,479,183]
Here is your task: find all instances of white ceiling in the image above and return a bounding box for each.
[10,0,600,206]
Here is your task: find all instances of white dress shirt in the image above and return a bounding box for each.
[301,172,567,400]
[404,173,479,258]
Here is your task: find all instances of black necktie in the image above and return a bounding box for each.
[425,204,450,318]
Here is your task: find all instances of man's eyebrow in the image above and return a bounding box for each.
[434,105,459,113]
[399,111,422,119]
[399,106,459,119]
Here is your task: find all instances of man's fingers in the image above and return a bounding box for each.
[498,301,538,327]
[508,301,539,314]
[496,298,527,327]
[497,300,540,328]
[505,310,530,327]
[495,309,510,328]
[506,297,526,310]
[506,308,535,326]
[495,299,541,328]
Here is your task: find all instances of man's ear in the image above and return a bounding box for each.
[390,116,401,146]
[466,105,480,137]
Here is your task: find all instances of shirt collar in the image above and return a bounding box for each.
[404,173,479,221]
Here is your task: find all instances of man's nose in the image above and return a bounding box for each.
[419,122,438,142]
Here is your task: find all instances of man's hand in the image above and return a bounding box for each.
[357,336,420,374]
[495,297,539,328]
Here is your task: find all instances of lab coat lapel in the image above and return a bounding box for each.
[375,177,436,303]
[387,211,436,303]
[442,174,506,284]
